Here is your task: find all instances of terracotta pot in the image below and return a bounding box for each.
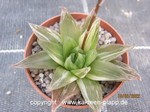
[24,13,129,109]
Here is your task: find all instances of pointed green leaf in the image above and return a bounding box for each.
[51,82,80,112]
[71,67,91,78]
[60,8,82,42]
[37,40,64,66]
[97,44,133,61]
[29,23,61,43]
[80,9,94,32]
[63,37,78,58]
[47,67,78,91]
[74,53,85,68]
[72,46,84,54]
[64,53,78,70]
[79,31,86,48]
[84,19,100,52]
[112,60,141,80]
[13,51,58,69]
[85,49,97,66]
[77,78,102,110]
[87,59,140,81]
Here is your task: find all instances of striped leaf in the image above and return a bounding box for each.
[85,49,97,66]
[86,59,140,81]
[64,53,78,70]
[38,40,64,66]
[29,23,61,43]
[60,8,82,42]
[13,51,58,69]
[71,67,91,78]
[97,44,133,61]
[112,60,141,80]
[51,82,80,112]
[47,67,78,91]
[83,19,100,52]
[63,37,78,58]
[77,78,102,111]
[80,9,95,32]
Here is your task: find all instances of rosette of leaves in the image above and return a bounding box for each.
[14,8,141,112]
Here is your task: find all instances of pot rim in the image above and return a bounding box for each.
[24,12,129,109]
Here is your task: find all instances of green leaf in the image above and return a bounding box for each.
[51,82,80,112]
[64,53,78,70]
[112,60,141,80]
[71,67,91,78]
[37,40,64,66]
[83,19,100,52]
[13,51,58,69]
[85,49,97,66]
[77,78,102,111]
[86,59,140,81]
[79,31,86,49]
[29,23,61,43]
[60,8,82,42]
[74,53,85,68]
[97,44,133,61]
[47,67,78,91]
[72,46,84,54]
[63,37,77,58]
[80,9,94,32]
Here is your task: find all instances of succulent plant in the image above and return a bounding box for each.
[14,8,141,112]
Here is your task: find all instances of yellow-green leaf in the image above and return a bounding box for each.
[97,44,133,61]
[77,78,102,111]
[47,67,78,91]
[60,8,82,42]
[71,67,91,78]
[87,59,140,81]
[80,9,94,32]
[29,23,61,43]
[63,37,77,58]
[38,40,64,66]
[13,51,58,69]
[51,82,80,112]
[112,60,141,80]
[85,49,97,66]
[74,53,85,68]
[64,53,78,70]
[83,19,100,52]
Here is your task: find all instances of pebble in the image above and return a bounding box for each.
[44,71,50,76]
[44,77,50,83]
[116,56,123,61]
[32,41,38,47]
[45,80,50,84]
[41,83,46,87]
[39,73,44,78]
[30,68,39,74]
[105,33,112,39]
[35,81,40,85]
[39,78,44,83]
[32,45,41,52]
[31,72,36,77]
[34,76,40,81]
[47,93,51,97]
[53,22,59,28]
[49,73,53,79]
